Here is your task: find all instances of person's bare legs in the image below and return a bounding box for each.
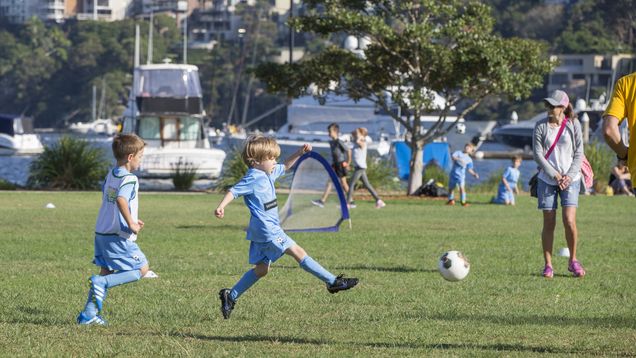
[253,262,270,278]
[340,176,349,193]
[285,244,308,263]
[319,182,333,203]
[542,210,557,267]
[562,206,578,263]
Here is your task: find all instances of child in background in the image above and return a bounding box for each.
[76,134,150,325]
[347,127,385,209]
[447,143,479,206]
[311,123,351,208]
[492,155,522,205]
[215,135,358,319]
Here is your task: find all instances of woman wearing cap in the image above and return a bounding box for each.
[532,90,586,278]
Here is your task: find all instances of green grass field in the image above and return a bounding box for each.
[1,191,635,356]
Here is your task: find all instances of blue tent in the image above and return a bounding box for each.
[394,141,451,180]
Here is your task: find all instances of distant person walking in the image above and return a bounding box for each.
[603,71,636,193]
[532,90,585,279]
[312,123,351,208]
[347,127,386,209]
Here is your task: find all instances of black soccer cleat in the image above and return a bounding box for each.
[219,289,236,319]
[326,274,359,294]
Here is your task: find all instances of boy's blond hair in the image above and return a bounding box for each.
[241,135,281,167]
[354,127,368,137]
[112,134,146,161]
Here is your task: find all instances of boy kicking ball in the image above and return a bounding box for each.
[215,135,358,319]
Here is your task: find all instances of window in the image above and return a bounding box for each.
[138,116,160,139]
[179,117,200,140]
[162,118,178,140]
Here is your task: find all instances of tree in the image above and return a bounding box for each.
[255,0,553,194]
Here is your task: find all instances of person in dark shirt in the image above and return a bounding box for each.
[311,123,351,208]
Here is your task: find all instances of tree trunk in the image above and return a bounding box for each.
[407,138,424,195]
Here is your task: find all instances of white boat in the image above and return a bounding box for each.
[0,114,44,155]
[69,118,118,136]
[492,99,609,150]
[120,64,226,178]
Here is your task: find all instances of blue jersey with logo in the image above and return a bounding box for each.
[498,166,520,192]
[230,164,286,243]
[450,150,473,181]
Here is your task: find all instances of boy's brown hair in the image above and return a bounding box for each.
[512,154,523,162]
[241,135,281,167]
[112,134,146,161]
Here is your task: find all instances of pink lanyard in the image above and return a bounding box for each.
[544,117,568,159]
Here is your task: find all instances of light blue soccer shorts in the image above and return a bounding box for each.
[248,233,296,265]
[93,234,148,271]
[448,175,465,190]
[537,178,580,210]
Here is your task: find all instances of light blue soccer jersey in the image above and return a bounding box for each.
[499,166,520,191]
[495,166,521,204]
[230,164,286,243]
[94,167,139,241]
[450,150,473,182]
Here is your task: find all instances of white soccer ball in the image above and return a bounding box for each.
[438,250,470,281]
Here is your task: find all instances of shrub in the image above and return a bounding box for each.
[0,179,17,190]
[27,136,109,190]
[585,140,615,193]
[423,162,448,186]
[358,155,401,191]
[216,148,248,192]
[171,159,198,191]
[470,168,504,194]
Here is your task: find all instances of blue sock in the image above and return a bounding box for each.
[449,192,455,201]
[460,192,466,203]
[103,270,142,288]
[300,256,336,284]
[230,269,260,301]
[82,290,98,317]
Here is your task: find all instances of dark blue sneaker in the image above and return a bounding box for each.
[76,311,107,325]
[326,274,358,294]
[219,289,236,319]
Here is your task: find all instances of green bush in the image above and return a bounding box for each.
[358,155,401,191]
[27,136,109,190]
[0,179,17,190]
[585,140,615,193]
[423,162,448,187]
[171,159,198,191]
[216,148,248,192]
[470,168,504,194]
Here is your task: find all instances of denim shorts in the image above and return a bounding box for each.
[537,178,580,210]
[248,234,296,265]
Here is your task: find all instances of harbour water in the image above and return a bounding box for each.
[0,132,538,190]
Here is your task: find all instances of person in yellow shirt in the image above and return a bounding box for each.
[603,72,636,191]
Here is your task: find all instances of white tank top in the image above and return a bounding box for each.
[94,167,139,241]
[352,139,367,169]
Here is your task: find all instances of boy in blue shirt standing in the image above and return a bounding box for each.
[76,134,150,325]
[447,143,479,206]
[215,135,358,319]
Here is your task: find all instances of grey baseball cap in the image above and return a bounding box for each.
[543,90,569,107]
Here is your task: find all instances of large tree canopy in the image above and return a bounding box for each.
[255,0,554,194]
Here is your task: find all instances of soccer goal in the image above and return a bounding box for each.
[279,151,350,232]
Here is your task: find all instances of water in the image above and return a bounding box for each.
[0,133,536,190]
